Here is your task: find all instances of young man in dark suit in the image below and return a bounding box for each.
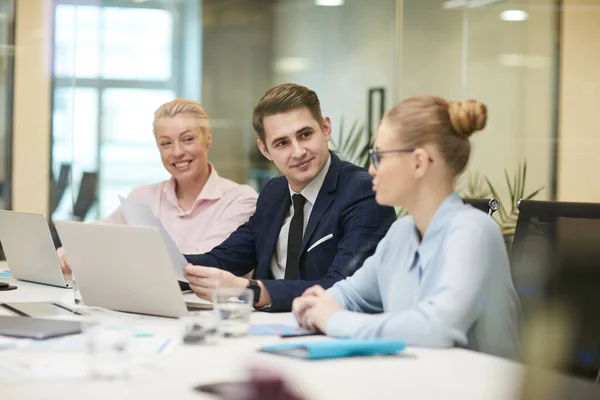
[183,83,397,311]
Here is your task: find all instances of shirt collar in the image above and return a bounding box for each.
[163,163,223,213]
[410,192,464,271]
[288,154,332,206]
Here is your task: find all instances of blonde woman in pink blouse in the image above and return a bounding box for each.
[58,99,258,274]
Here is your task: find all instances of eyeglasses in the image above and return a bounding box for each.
[368,148,434,169]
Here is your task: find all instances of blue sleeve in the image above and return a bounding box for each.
[184,215,257,277]
[326,220,503,348]
[183,179,279,276]
[261,180,397,312]
[327,225,395,313]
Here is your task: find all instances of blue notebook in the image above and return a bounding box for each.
[249,324,319,337]
[261,339,406,360]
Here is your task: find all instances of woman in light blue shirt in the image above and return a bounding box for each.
[292,96,521,360]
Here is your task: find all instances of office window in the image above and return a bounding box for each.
[52,2,177,220]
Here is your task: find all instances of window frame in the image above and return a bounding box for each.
[50,0,184,219]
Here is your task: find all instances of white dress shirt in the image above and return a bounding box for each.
[270,155,332,279]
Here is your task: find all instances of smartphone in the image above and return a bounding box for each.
[0,282,17,291]
[194,381,250,396]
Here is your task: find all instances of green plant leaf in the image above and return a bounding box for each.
[516,163,524,208]
[333,118,370,168]
[524,187,544,200]
[485,161,544,249]
[520,163,526,195]
[348,125,365,160]
[504,169,514,209]
[339,118,344,146]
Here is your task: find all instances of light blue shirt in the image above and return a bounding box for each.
[326,193,521,360]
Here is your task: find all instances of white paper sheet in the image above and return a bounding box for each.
[0,336,16,350]
[16,333,177,355]
[118,196,188,281]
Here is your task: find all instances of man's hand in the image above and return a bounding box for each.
[292,285,341,333]
[183,264,248,301]
[57,247,71,274]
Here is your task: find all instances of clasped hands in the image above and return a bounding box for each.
[292,285,341,333]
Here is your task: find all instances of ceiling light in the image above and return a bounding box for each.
[316,0,344,6]
[274,57,310,74]
[443,0,504,9]
[500,10,528,21]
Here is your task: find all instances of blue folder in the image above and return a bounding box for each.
[261,339,406,360]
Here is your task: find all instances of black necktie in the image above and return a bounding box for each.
[285,194,306,280]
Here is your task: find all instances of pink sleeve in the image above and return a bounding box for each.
[96,206,126,225]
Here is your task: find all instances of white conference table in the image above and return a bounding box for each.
[0,277,526,400]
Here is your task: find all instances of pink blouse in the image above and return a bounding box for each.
[101,165,258,254]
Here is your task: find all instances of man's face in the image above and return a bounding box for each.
[257,107,331,192]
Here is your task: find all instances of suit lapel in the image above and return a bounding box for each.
[258,183,291,276]
[299,153,341,254]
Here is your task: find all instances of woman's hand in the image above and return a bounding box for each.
[57,248,72,275]
[292,285,341,333]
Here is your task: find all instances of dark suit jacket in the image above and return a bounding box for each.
[185,152,397,311]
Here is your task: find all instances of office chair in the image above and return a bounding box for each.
[511,199,600,380]
[463,198,500,216]
[72,172,99,221]
[49,163,71,215]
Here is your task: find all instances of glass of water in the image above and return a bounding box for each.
[84,320,130,380]
[180,311,218,345]
[72,275,83,305]
[212,288,253,337]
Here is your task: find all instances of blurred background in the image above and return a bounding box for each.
[6,0,594,222]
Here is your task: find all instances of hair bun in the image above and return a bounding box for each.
[447,99,487,138]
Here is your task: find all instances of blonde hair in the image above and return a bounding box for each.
[384,95,487,176]
[252,83,324,143]
[153,98,210,135]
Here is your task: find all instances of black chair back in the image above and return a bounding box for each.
[50,163,71,214]
[511,199,600,380]
[73,172,99,221]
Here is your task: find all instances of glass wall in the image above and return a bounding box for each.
[401,0,557,204]
[3,0,566,222]
[272,0,397,155]
[51,0,397,221]
[48,0,563,226]
[557,0,600,202]
[52,0,183,220]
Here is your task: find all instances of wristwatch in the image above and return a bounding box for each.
[246,279,261,306]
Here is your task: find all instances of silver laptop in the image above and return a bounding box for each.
[0,210,71,288]
[54,221,210,318]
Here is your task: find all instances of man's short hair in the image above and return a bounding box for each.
[252,83,324,143]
